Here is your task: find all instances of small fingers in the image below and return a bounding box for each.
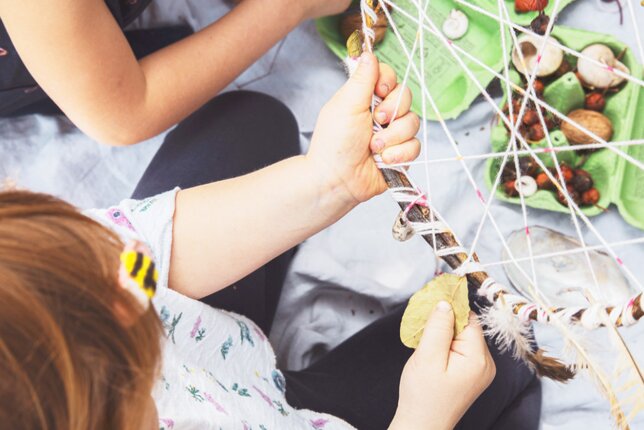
[381,139,421,165]
[454,312,488,354]
[374,85,412,125]
[370,112,420,153]
[375,63,397,99]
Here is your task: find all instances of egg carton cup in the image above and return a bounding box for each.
[485,26,644,229]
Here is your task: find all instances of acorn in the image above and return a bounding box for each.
[584,92,606,112]
[504,180,519,197]
[527,123,545,142]
[522,109,540,126]
[535,172,553,190]
[581,188,600,206]
[570,169,593,193]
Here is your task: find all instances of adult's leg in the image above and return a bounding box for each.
[133,91,300,333]
[284,303,541,430]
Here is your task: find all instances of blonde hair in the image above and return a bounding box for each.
[0,190,162,430]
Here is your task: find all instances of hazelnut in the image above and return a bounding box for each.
[561,109,613,146]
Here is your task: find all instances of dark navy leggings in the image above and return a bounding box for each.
[133,91,542,430]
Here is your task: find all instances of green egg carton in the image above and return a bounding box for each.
[316,0,577,120]
[485,25,644,229]
[316,0,513,120]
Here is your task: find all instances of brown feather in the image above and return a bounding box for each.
[527,349,576,382]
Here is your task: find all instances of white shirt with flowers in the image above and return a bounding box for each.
[86,188,355,430]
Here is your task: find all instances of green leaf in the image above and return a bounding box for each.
[400,273,471,349]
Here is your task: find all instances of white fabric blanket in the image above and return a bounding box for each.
[0,0,642,428]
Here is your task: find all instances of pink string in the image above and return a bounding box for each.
[402,188,428,218]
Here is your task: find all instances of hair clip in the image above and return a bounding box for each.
[118,241,158,310]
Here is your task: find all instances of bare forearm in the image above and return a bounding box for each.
[0,0,305,146]
[134,0,305,141]
[169,155,354,299]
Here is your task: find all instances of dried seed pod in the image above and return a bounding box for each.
[532,79,545,95]
[544,115,558,130]
[554,164,574,182]
[530,13,550,35]
[557,186,581,206]
[570,170,594,193]
[561,109,613,146]
[515,0,548,13]
[581,188,600,206]
[536,172,554,190]
[504,180,519,197]
[522,109,540,126]
[584,92,606,112]
[501,163,518,182]
[527,123,545,142]
[519,157,539,177]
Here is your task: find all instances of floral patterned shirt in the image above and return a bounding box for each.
[86,189,355,430]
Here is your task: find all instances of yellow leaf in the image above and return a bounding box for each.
[400,273,470,349]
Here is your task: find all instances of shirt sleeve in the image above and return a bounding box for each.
[84,188,180,296]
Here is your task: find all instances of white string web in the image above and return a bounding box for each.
[349,0,644,426]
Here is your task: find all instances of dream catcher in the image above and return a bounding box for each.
[319,0,643,427]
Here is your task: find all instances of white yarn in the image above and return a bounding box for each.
[580,304,605,330]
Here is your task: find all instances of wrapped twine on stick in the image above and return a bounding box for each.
[350,0,643,382]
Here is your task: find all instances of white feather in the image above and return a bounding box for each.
[479,302,535,368]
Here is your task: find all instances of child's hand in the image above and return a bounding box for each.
[306,53,420,206]
[390,304,496,430]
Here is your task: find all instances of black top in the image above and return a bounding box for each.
[0,0,152,115]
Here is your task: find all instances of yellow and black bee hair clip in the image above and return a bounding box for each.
[118,241,158,310]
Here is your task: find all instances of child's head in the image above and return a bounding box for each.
[0,190,162,430]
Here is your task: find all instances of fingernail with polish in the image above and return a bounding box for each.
[436,301,452,312]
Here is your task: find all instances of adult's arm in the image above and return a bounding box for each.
[0,0,323,145]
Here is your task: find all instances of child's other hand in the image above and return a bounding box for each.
[390,304,496,430]
[306,53,420,207]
